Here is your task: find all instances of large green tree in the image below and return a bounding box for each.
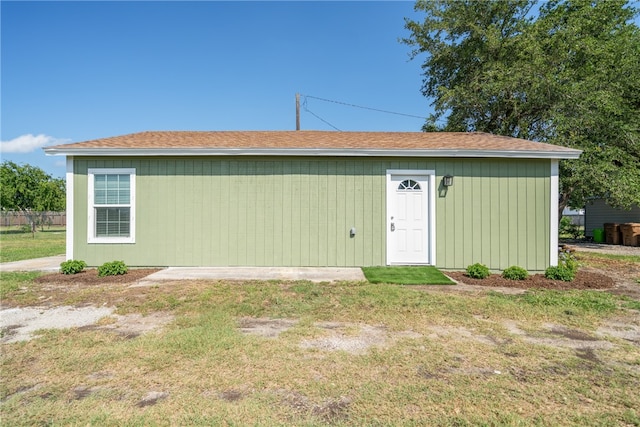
[0,161,66,232]
[404,0,640,214]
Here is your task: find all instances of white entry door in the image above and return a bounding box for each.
[386,171,435,265]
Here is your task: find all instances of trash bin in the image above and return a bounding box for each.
[604,223,621,245]
[620,223,640,247]
[593,228,605,243]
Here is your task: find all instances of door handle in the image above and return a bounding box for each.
[390,222,395,232]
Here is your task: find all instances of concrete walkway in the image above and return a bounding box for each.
[0,255,65,272]
[0,256,365,283]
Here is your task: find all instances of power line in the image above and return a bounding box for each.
[302,94,428,120]
[302,97,341,131]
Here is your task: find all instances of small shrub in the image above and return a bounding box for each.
[545,266,575,282]
[502,266,528,280]
[466,263,490,279]
[60,260,87,275]
[97,260,128,277]
[546,248,579,282]
[559,250,579,273]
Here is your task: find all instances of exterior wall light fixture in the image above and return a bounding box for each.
[443,175,454,187]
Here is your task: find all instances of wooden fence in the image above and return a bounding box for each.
[1,211,66,227]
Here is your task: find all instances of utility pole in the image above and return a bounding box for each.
[295,93,300,130]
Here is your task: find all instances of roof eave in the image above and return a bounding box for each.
[43,147,582,160]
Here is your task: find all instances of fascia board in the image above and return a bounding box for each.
[44,147,582,159]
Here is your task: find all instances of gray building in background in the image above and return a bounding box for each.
[584,199,640,237]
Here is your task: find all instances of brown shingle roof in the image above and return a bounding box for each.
[44,130,581,158]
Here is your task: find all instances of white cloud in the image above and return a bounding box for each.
[0,134,70,154]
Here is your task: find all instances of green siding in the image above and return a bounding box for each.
[72,157,551,270]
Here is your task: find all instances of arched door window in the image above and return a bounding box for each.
[397,179,421,191]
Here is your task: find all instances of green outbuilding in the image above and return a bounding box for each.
[45,131,581,272]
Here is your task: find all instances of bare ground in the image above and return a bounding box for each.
[34,268,161,285]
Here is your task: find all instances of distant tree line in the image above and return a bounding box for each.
[0,161,66,233]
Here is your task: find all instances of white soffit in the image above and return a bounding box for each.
[44,147,582,160]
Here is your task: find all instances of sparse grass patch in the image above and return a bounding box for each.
[0,226,65,262]
[0,271,41,301]
[362,266,454,285]
[490,289,619,316]
[576,251,640,266]
[1,279,639,426]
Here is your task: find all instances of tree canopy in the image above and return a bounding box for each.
[0,161,66,231]
[404,0,640,212]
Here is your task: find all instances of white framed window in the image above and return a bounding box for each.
[88,168,135,244]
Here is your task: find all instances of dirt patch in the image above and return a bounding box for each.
[300,324,390,354]
[573,254,640,300]
[136,391,169,407]
[238,317,298,338]
[300,322,421,355]
[72,385,106,400]
[499,320,614,350]
[446,270,615,290]
[549,325,599,341]
[426,325,500,346]
[575,348,601,363]
[276,389,351,423]
[237,318,422,354]
[34,269,161,285]
[0,306,173,343]
[1,305,114,343]
[218,389,245,402]
[82,312,175,339]
[596,318,640,345]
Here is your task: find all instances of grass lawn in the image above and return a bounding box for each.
[0,226,65,263]
[1,274,639,426]
[575,251,640,265]
[362,265,454,285]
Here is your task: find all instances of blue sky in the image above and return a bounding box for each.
[1,1,430,178]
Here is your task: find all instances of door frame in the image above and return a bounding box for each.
[385,169,436,265]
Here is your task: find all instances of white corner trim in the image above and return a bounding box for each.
[66,157,74,260]
[550,160,559,266]
[87,168,136,244]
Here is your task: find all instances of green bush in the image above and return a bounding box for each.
[544,266,575,282]
[559,250,579,273]
[502,265,528,280]
[466,263,490,279]
[97,260,128,277]
[60,259,87,275]
[560,216,584,239]
[546,249,579,282]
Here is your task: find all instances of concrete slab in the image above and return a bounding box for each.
[134,266,366,286]
[0,255,65,272]
[1,256,366,284]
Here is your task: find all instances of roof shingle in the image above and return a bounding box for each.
[44,130,581,159]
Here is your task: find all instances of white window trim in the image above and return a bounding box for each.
[87,168,136,244]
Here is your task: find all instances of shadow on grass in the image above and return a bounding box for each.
[1,228,65,235]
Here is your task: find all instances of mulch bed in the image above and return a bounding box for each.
[446,270,615,290]
[33,268,617,290]
[34,269,160,285]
